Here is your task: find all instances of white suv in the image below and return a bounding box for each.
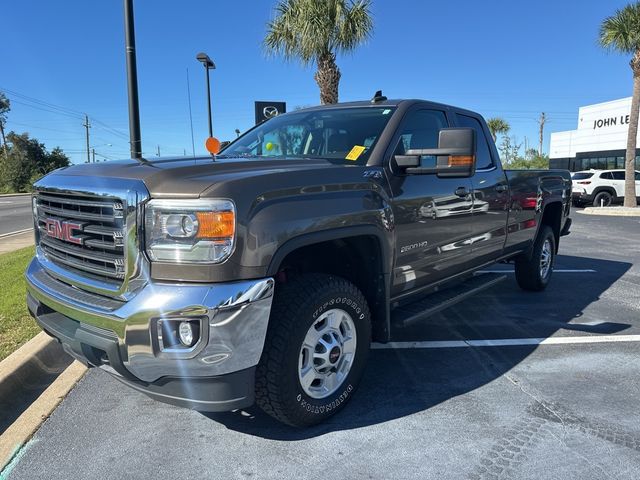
[571,169,640,207]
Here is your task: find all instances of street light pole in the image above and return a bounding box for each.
[124,0,142,159]
[196,52,216,140]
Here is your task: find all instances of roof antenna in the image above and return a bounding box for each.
[371,90,387,103]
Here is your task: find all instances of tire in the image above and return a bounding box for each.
[571,199,582,208]
[255,273,371,427]
[592,191,612,207]
[514,225,556,292]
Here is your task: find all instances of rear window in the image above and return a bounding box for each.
[572,172,593,180]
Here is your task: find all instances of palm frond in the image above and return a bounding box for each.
[599,2,640,53]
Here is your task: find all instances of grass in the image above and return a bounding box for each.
[0,246,38,361]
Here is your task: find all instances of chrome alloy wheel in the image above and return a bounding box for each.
[540,238,552,279]
[298,308,357,399]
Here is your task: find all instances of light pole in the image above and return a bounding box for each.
[124,0,142,159]
[196,52,215,140]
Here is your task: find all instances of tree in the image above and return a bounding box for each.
[486,117,510,143]
[0,92,10,153]
[265,0,373,104]
[599,2,640,208]
[0,132,70,193]
[499,135,522,166]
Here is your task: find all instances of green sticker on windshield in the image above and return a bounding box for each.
[346,145,366,161]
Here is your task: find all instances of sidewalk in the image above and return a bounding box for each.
[0,231,34,255]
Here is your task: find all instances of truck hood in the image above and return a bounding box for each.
[49,156,339,198]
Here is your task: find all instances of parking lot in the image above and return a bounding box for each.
[6,210,640,480]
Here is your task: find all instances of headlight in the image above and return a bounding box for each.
[145,199,235,263]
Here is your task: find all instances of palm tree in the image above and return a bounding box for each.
[599,3,640,208]
[265,0,373,105]
[486,117,510,143]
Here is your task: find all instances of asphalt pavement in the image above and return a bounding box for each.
[0,196,32,236]
[6,210,640,479]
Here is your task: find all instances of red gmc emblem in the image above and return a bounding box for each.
[45,218,84,245]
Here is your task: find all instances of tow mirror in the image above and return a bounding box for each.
[394,128,476,178]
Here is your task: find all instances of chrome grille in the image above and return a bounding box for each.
[35,192,126,283]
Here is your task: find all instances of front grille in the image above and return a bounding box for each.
[35,192,126,283]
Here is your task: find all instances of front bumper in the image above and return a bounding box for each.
[25,257,274,411]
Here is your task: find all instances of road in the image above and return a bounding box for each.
[0,195,32,236]
[6,212,640,479]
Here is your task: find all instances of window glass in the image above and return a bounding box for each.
[636,172,640,181]
[220,107,395,165]
[572,172,593,180]
[616,156,625,169]
[597,158,606,169]
[394,110,448,168]
[589,158,598,169]
[636,156,640,171]
[607,157,616,169]
[580,158,590,170]
[456,114,493,169]
[611,171,625,180]
[600,172,613,180]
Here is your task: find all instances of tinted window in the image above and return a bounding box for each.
[394,110,448,168]
[572,172,593,180]
[456,114,493,169]
[612,171,625,180]
[599,172,613,180]
[636,172,640,181]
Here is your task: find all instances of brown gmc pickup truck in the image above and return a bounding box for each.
[26,97,572,426]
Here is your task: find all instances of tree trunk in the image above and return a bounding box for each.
[314,53,341,105]
[626,56,640,208]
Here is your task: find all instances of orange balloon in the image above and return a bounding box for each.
[205,137,221,154]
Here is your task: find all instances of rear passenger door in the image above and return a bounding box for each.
[455,113,510,263]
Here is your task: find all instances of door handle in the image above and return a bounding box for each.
[495,184,508,193]
[455,187,470,197]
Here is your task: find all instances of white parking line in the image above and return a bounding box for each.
[372,334,640,350]
[0,228,34,239]
[476,269,596,274]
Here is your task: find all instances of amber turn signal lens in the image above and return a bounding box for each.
[448,155,475,167]
[195,211,235,238]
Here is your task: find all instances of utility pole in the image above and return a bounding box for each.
[92,148,96,163]
[83,114,91,163]
[538,112,546,156]
[156,145,160,157]
[124,0,142,159]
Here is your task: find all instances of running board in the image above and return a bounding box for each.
[392,273,507,327]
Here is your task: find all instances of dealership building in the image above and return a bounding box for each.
[549,97,640,172]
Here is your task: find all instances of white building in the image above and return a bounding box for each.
[549,97,640,171]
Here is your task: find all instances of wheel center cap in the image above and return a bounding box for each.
[329,346,341,364]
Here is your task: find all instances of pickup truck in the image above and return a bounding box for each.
[25,97,572,427]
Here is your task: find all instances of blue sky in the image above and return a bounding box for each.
[0,0,635,164]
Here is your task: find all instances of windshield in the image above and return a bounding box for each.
[572,172,594,180]
[219,107,396,165]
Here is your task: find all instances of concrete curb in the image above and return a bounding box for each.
[0,333,72,435]
[0,362,87,471]
[578,207,640,217]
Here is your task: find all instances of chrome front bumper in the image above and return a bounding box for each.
[25,257,274,383]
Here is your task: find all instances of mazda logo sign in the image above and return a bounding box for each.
[263,106,279,118]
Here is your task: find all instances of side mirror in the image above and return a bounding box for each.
[394,128,476,178]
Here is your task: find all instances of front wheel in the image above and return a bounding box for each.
[255,273,371,427]
[514,225,556,291]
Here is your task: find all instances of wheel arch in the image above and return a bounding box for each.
[267,226,392,342]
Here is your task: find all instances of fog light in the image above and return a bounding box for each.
[178,321,195,347]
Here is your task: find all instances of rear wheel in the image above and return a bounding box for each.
[255,273,371,427]
[515,225,555,291]
[592,191,612,207]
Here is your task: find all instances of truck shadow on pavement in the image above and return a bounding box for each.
[202,254,632,439]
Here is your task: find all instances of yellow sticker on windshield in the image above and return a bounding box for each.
[345,145,366,161]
